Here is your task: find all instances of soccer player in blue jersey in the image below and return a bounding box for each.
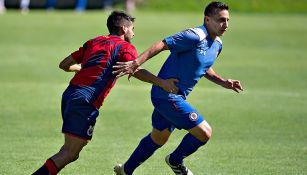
[113,1,243,175]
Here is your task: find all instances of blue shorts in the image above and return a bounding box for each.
[61,85,99,140]
[151,94,204,132]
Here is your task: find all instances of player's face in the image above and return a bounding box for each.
[124,22,135,43]
[206,9,229,38]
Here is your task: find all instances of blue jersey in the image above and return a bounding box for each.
[151,25,223,99]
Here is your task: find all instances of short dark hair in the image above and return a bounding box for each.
[204,1,229,17]
[107,11,135,34]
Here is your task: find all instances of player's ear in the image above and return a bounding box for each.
[204,16,210,24]
[118,26,125,35]
[121,25,128,34]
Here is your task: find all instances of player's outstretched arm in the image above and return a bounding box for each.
[59,55,81,72]
[132,68,179,94]
[113,40,169,78]
[136,40,169,67]
[204,68,243,93]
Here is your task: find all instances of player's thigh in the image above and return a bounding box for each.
[62,99,99,140]
[151,108,175,132]
[61,85,74,118]
[152,96,204,130]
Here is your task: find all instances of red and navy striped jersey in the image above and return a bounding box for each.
[70,35,137,109]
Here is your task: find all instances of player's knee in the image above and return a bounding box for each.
[203,126,212,140]
[196,128,212,142]
[191,123,212,142]
[201,121,212,141]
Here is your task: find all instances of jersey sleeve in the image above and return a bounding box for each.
[164,29,200,53]
[70,41,89,64]
[118,44,137,62]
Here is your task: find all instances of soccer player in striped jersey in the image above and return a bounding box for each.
[32,11,178,175]
[113,2,243,175]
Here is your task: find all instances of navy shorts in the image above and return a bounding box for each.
[151,94,204,132]
[61,85,99,140]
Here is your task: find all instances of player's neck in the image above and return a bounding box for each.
[204,24,217,41]
[209,32,217,40]
[109,33,125,40]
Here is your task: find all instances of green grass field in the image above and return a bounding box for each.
[0,10,306,175]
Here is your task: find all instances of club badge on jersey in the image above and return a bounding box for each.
[189,112,198,121]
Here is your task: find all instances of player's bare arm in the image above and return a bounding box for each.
[113,40,169,78]
[204,67,243,93]
[59,55,81,72]
[132,68,179,94]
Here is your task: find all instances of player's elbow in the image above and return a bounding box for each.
[59,62,70,72]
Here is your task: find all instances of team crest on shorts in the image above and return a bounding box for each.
[87,125,94,136]
[189,112,198,121]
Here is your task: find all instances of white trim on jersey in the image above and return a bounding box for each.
[190,26,223,44]
[215,37,223,44]
[190,27,207,41]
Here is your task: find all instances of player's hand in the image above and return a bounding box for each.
[160,78,179,94]
[112,60,140,78]
[222,79,243,93]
